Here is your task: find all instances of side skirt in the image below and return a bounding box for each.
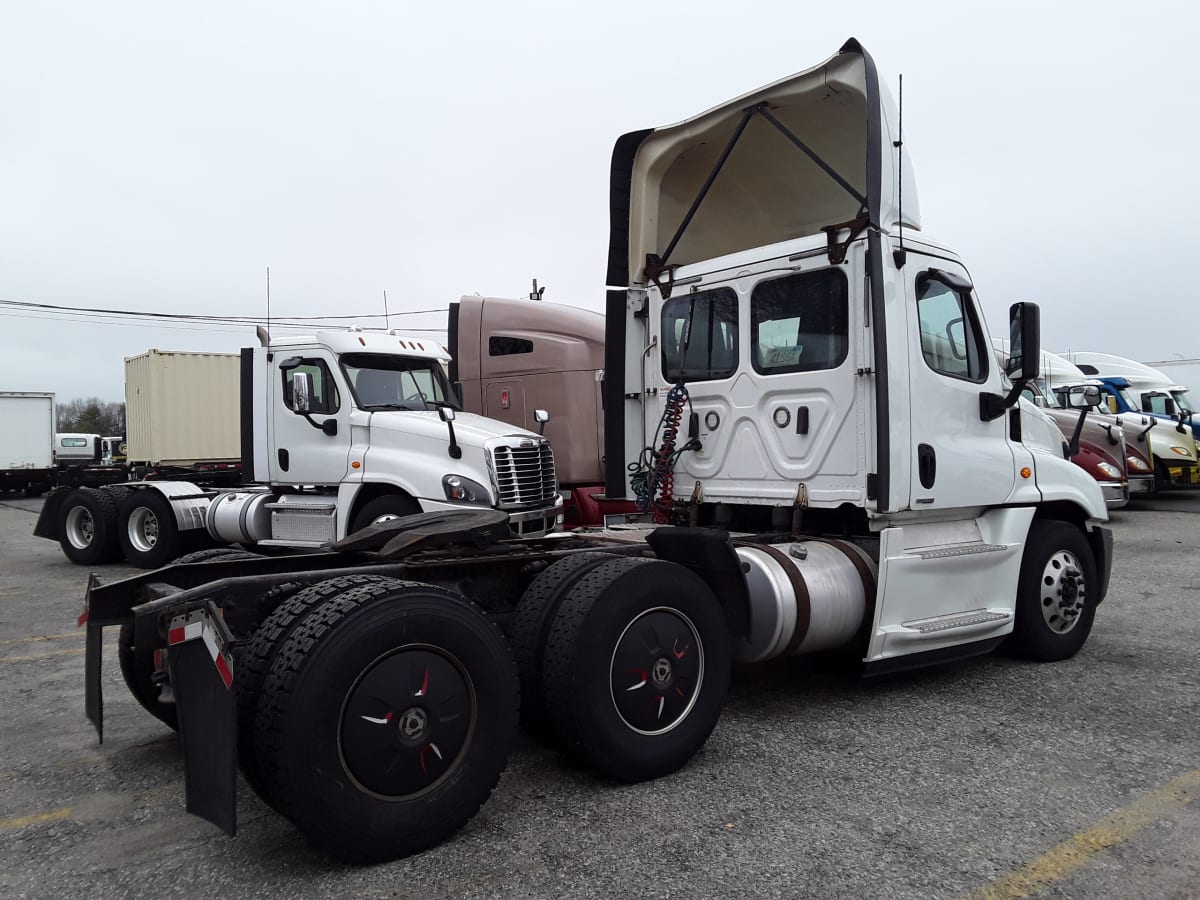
[861,636,1004,679]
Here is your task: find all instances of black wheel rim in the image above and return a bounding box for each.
[339,645,476,799]
[609,607,704,736]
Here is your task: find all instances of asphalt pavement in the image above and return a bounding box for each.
[0,491,1197,899]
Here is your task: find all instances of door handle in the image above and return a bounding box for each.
[278,448,289,472]
[795,406,809,435]
[917,443,936,489]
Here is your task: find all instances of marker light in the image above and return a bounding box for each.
[1020,467,1032,479]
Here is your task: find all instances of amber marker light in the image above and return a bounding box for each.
[1020,467,1032,478]
[351,461,361,469]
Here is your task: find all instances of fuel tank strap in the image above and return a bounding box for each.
[748,543,812,656]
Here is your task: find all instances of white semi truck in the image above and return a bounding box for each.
[0,392,56,495]
[78,39,1111,864]
[37,328,562,566]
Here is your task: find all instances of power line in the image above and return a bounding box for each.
[0,297,447,325]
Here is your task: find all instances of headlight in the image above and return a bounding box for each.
[1169,445,1192,457]
[1095,461,1122,479]
[1127,455,1150,472]
[442,474,491,504]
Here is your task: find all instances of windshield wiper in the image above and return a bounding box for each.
[364,403,414,411]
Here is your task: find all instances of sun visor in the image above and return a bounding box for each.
[612,39,919,287]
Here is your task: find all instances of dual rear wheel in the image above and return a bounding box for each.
[241,578,518,863]
[511,555,732,782]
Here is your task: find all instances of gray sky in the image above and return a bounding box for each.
[2,1,1197,403]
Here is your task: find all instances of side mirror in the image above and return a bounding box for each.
[1065,385,1100,409]
[438,405,461,459]
[292,371,313,413]
[1005,302,1041,381]
[534,408,550,436]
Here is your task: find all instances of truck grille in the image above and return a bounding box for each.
[487,438,557,508]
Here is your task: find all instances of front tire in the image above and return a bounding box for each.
[1008,520,1098,661]
[254,580,518,862]
[349,494,421,534]
[541,557,731,782]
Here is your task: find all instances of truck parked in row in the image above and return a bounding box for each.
[0,392,55,495]
[450,294,636,526]
[1063,352,1199,489]
[37,331,562,566]
[78,40,1111,864]
[1005,349,1155,503]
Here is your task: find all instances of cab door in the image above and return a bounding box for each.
[644,251,864,507]
[268,353,353,485]
[905,258,1016,510]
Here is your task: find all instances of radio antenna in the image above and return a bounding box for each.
[896,74,904,252]
[265,266,271,340]
[383,289,391,330]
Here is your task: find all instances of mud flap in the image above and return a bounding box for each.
[166,603,238,837]
[84,622,104,743]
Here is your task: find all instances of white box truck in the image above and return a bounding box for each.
[0,392,55,495]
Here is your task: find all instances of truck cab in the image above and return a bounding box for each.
[603,38,1111,667]
[216,328,563,548]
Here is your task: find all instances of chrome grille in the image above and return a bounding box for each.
[488,438,557,508]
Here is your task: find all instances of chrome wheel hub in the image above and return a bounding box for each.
[1039,549,1086,634]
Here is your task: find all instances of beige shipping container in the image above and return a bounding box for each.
[125,350,240,466]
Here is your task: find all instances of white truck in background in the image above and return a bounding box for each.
[77,40,1112,864]
[37,330,562,566]
[0,392,56,495]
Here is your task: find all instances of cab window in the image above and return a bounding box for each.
[661,288,738,382]
[281,359,340,415]
[916,275,988,382]
[751,269,848,375]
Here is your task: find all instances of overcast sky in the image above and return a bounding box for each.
[2,1,1197,404]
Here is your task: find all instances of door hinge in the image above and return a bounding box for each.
[856,367,874,376]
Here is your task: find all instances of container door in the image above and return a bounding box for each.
[905,256,1015,510]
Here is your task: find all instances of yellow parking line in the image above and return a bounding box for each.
[0,807,75,831]
[0,647,87,664]
[0,631,83,646]
[971,769,1200,899]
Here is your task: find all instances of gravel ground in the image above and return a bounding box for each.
[0,492,1197,899]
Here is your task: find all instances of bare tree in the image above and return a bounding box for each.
[56,397,125,435]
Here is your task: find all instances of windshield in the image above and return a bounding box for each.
[1031,378,1063,408]
[1171,389,1194,414]
[341,353,458,411]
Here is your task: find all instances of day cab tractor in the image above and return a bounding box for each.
[78,39,1112,863]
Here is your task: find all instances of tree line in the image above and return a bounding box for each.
[57,398,126,436]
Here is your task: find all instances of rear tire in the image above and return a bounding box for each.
[1008,520,1098,661]
[117,490,180,569]
[58,488,122,565]
[541,557,731,782]
[236,574,406,808]
[118,622,178,730]
[254,580,518,862]
[509,552,617,743]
